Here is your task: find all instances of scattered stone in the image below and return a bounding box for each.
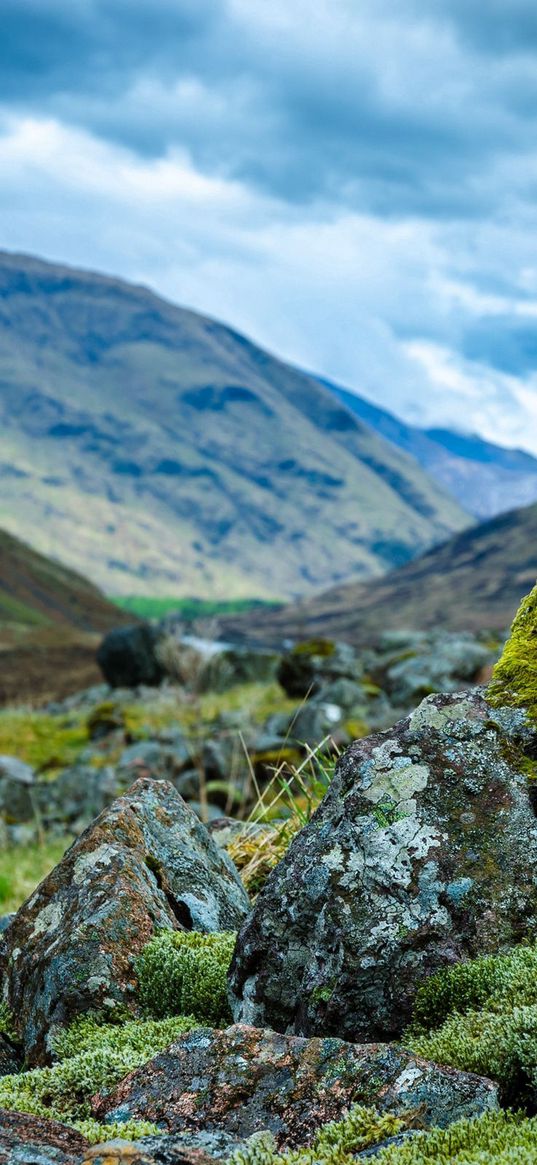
[200,646,281,692]
[83,1140,220,1165]
[97,624,166,689]
[278,640,361,698]
[0,1108,88,1165]
[94,1023,498,1146]
[0,755,36,824]
[0,779,250,1064]
[229,689,537,1042]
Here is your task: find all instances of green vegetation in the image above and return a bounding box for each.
[229,1104,406,1165]
[135,930,236,1024]
[0,708,88,773]
[0,1012,197,1139]
[0,836,71,914]
[113,596,283,621]
[488,583,537,719]
[375,1110,537,1164]
[406,941,537,1106]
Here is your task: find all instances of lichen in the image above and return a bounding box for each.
[228,1104,407,1165]
[135,929,236,1024]
[487,583,537,720]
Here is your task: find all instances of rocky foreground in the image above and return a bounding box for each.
[0,588,536,1163]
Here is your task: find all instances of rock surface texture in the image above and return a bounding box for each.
[0,779,249,1064]
[95,1023,498,1146]
[229,690,537,1041]
[0,1108,88,1164]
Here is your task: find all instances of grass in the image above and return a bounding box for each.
[112,596,283,621]
[0,835,72,914]
[0,708,88,773]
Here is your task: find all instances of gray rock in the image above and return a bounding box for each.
[229,689,537,1041]
[0,778,250,1064]
[94,1023,498,1145]
[199,647,281,692]
[278,640,362,698]
[0,756,36,824]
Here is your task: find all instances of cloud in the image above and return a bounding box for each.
[1,2,537,453]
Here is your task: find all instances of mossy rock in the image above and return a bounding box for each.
[487,583,537,720]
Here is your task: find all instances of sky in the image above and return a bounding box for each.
[2,1,537,452]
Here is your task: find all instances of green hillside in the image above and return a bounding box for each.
[0,252,469,601]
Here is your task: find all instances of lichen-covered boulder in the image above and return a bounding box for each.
[84,1132,242,1165]
[94,1024,498,1145]
[0,1108,88,1164]
[0,779,249,1064]
[229,689,537,1042]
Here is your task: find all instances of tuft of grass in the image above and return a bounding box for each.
[228,742,337,895]
[0,835,72,914]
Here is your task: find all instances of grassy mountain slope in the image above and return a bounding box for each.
[0,528,130,633]
[218,502,537,644]
[0,527,132,706]
[0,252,468,601]
[327,381,537,520]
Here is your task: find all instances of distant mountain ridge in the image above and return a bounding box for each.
[217,501,537,645]
[325,381,537,520]
[0,251,468,600]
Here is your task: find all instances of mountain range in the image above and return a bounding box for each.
[1,250,536,605]
[0,251,468,600]
[326,382,537,521]
[218,500,537,645]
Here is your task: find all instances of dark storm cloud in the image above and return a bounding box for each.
[1,0,536,218]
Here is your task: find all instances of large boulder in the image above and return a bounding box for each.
[229,689,537,1042]
[97,624,166,688]
[0,1109,88,1164]
[0,779,249,1064]
[94,1024,498,1146]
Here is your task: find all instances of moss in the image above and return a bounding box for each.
[0,1013,197,1132]
[487,583,537,720]
[291,639,337,658]
[374,1110,537,1164]
[135,930,236,1024]
[0,1003,18,1044]
[406,941,537,1106]
[228,1104,406,1165]
[73,1117,162,1144]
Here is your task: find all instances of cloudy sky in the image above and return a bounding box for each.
[2,1,537,451]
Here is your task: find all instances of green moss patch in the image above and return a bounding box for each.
[487,583,537,720]
[229,1104,406,1165]
[135,930,236,1024]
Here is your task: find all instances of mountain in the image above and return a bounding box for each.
[0,252,468,601]
[0,527,132,705]
[0,528,129,633]
[325,381,537,520]
[217,502,537,645]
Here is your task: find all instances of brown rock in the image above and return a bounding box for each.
[0,779,249,1064]
[93,1024,498,1149]
[0,1108,88,1164]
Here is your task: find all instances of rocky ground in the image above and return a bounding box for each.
[1,598,536,1163]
